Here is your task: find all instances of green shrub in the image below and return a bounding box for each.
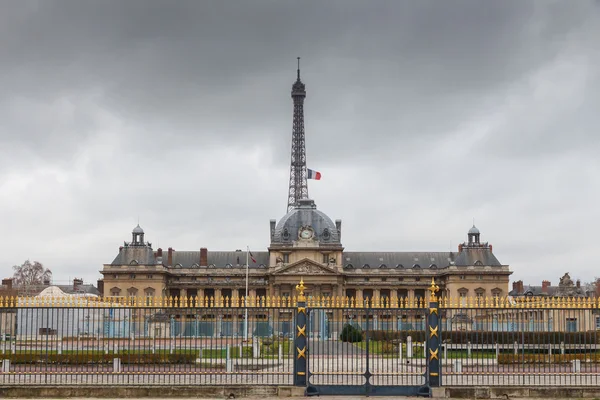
[340,324,363,343]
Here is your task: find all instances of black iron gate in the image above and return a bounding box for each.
[304,307,430,396]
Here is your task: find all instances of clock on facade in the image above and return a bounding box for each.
[299,227,314,240]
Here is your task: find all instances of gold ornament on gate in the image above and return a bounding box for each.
[429,278,439,302]
[296,278,306,302]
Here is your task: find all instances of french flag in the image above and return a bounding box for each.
[307,168,322,180]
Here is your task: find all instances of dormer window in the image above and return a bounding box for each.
[345,263,354,269]
[430,264,437,269]
[413,264,421,269]
[474,260,483,266]
[396,264,404,269]
[225,263,233,268]
[379,264,387,269]
[363,264,370,269]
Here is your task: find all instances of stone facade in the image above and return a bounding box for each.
[100,216,511,305]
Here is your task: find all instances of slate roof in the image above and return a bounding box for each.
[273,199,340,244]
[57,284,101,296]
[111,246,157,266]
[171,251,270,268]
[453,248,502,266]
[342,252,456,269]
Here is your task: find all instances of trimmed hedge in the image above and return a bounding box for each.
[340,324,363,343]
[498,353,600,364]
[8,353,198,365]
[366,330,600,344]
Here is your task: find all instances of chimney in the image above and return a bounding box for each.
[157,248,163,257]
[1,278,12,290]
[119,246,124,251]
[73,278,83,291]
[595,280,600,297]
[200,248,208,267]
[97,279,104,296]
[336,219,342,240]
[270,220,276,241]
[512,281,518,292]
[489,244,493,253]
[458,244,463,252]
[542,280,551,294]
[168,247,173,266]
[576,279,581,288]
[518,280,524,294]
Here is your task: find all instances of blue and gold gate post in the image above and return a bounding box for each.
[427,278,441,387]
[294,278,308,387]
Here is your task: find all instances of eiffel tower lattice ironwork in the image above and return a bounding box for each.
[287,57,309,213]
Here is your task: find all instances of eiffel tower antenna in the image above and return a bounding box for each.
[286,57,309,212]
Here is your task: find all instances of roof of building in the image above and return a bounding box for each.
[111,245,157,266]
[454,248,502,266]
[273,199,340,244]
[341,252,456,269]
[132,224,144,234]
[37,286,99,298]
[170,251,270,269]
[468,225,480,234]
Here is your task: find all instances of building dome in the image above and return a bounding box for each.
[272,199,340,244]
[132,224,144,234]
[468,225,480,234]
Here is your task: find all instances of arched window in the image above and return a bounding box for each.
[396,264,404,269]
[413,264,421,269]
[430,264,438,269]
[474,260,483,266]
[363,264,370,269]
[379,264,387,269]
[190,263,199,268]
[345,263,354,269]
[129,260,139,265]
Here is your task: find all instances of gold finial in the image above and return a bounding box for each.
[295,278,306,302]
[429,277,440,302]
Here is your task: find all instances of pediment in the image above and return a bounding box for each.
[272,259,339,276]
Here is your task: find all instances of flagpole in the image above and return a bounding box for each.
[244,246,249,342]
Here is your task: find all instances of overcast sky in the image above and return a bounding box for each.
[1,0,599,287]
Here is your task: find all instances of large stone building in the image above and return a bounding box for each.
[100,64,512,306]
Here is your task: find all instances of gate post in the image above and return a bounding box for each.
[294,278,308,387]
[427,278,441,387]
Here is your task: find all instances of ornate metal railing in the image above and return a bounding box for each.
[0,280,599,391]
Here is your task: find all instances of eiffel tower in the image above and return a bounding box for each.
[286,57,309,212]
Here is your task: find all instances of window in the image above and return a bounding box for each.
[596,317,600,330]
[458,289,468,307]
[113,275,118,279]
[144,288,155,305]
[129,274,136,279]
[110,287,121,297]
[127,287,138,303]
[459,275,466,280]
[322,254,329,263]
[283,254,289,263]
[146,274,153,279]
[491,288,502,298]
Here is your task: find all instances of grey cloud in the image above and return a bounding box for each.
[0,0,598,286]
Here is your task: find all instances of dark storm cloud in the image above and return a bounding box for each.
[0,0,598,285]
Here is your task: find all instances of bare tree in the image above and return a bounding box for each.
[12,260,52,286]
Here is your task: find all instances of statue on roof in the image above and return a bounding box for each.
[559,273,574,288]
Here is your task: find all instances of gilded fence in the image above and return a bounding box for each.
[0,279,599,394]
